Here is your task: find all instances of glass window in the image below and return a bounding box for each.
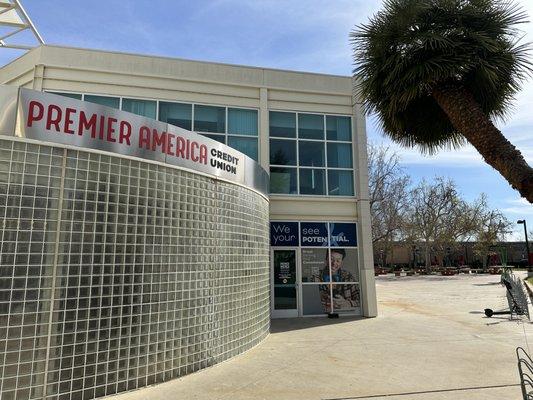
[299,141,325,167]
[341,248,358,281]
[332,284,360,311]
[228,108,258,136]
[273,250,297,285]
[326,116,352,141]
[299,169,325,195]
[228,136,258,161]
[302,284,330,315]
[324,248,359,282]
[269,112,354,197]
[270,139,296,166]
[328,170,354,196]
[274,287,297,310]
[269,112,296,138]
[50,92,82,100]
[158,102,192,130]
[121,98,156,119]
[300,248,359,314]
[84,95,120,109]
[202,134,225,144]
[194,105,225,133]
[270,167,297,194]
[298,114,323,140]
[301,248,328,282]
[327,143,353,168]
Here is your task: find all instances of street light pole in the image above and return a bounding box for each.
[517,220,530,266]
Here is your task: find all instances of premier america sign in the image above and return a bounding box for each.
[0,87,267,195]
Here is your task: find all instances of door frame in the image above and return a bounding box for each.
[271,247,300,318]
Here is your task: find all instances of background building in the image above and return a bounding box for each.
[375,241,531,269]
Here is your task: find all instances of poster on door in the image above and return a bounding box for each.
[278,262,292,283]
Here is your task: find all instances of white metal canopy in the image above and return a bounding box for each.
[0,0,44,51]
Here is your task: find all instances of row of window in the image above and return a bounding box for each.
[270,168,354,196]
[270,140,352,168]
[50,92,259,161]
[50,92,356,197]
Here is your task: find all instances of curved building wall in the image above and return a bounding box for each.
[0,137,270,400]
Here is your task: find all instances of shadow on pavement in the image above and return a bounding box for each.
[472,282,501,286]
[377,275,462,282]
[270,316,365,334]
[321,383,520,400]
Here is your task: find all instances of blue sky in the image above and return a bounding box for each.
[1,0,532,239]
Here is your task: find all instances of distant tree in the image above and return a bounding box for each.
[472,199,513,268]
[368,144,410,267]
[431,197,481,267]
[352,0,533,202]
[404,178,467,270]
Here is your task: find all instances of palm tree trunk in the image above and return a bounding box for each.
[432,82,533,203]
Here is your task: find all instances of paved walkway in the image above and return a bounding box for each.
[112,274,532,400]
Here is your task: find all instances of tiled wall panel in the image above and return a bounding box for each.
[0,138,270,400]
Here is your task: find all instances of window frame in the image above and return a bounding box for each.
[269,110,356,198]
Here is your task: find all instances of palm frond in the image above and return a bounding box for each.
[351,0,532,153]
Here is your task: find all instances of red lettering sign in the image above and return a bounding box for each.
[24,100,211,167]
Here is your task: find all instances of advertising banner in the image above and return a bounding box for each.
[300,222,328,247]
[270,222,299,246]
[329,222,357,247]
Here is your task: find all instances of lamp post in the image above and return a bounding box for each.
[517,220,530,267]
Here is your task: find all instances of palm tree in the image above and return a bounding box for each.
[352,0,533,203]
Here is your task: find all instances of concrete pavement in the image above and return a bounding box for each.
[111,274,531,400]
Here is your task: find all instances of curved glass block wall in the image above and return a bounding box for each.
[0,138,270,400]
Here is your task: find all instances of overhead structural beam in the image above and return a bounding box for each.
[0,0,44,55]
[0,42,35,50]
[13,0,44,44]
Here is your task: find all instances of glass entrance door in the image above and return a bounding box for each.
[271,249,299,318]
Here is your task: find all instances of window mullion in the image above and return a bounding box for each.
[225,107,228,143]
[295,113,300,195]
[323,114,329,196]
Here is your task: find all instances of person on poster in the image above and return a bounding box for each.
[311,248,359,311]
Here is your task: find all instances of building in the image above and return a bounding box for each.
[375,241,531,269]
[0,45,377,400]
